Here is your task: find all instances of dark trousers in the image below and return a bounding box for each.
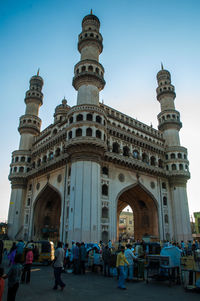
[73,259,80,274]
[21,264,31,283]
[7,283,19,301]
[103,262,110,276]
[54,267,65,288]
[80,261,85,274]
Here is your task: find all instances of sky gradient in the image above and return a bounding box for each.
[0,0,200,221]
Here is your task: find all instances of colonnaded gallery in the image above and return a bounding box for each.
[8,12,192,243]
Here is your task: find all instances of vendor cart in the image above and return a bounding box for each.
[145,255,180,286]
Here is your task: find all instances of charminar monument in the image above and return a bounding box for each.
[7,12,192,243]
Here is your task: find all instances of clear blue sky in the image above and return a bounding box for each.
[0,0,200,221]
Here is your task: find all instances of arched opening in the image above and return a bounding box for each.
[96,130,102,139]
[86,128,92,136]
[86,113,93,121]
[150,156,156,166]
[142,153,149,164]
[102,166,108,176]
[123,146,129,157]
[55,148,61,157]
[76,128,82,137]
[76,114,83,122]
[117,184,159,241]
[112,142,120,153]
[133,150,139,159]
[33,185,61,242]
[96,115,102,123]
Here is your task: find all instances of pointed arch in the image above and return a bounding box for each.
[116,182,159,241]
[32,184,62,242]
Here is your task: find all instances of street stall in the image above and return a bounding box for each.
[181,251,200,292]
[145,246,181,286]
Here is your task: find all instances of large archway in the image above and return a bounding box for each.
[117,183,159,241]
[32,184,61,242]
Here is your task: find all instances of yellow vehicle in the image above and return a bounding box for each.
[25,240,54,265]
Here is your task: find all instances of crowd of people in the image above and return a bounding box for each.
[0,238,200,300]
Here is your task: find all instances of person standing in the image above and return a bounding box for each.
[116,246,129,290]
[8,243,17,266]
[124,244,137,281]
[21,246,33,284]
[102,245,111,277]
[53,242,65,291]
[80,242,87,275]
[5,254,23,301]
[72,243,80,274]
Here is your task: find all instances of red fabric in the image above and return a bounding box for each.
[0,278,5,301]
[26,250,33,264]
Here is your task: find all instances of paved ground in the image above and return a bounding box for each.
[2,265,200,301]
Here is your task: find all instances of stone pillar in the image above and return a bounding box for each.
[68,160,101,242]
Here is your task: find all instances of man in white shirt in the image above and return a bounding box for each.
[53,241,65,290]
[124,244,137,281]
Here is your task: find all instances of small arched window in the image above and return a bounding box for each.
[68,131,72,139]
[150,156,156,166]
[142,153,149,164]
[123,146,129,157]
[102,166,108,175]
[27,198,30,206]
[133,150,139,159]
[165,214,169,223]
[172,164,176,170]
[170,153,176,159]
[86,128,92,136]
[43,156,47,163]
[49,152,54,161]
[88,65,93,71]
[69,116,73,124]
[112,142,119,153]
[55,148,61,157]
[76,128,82,137]
[178,153,182,159]
[102,184,108,196]
[158,159,163,168]
[96,130,101,139]
[162,182,166,189]
[86,113,93,121]
[179,164,183,170]
[96,115,102,123]
[76,114,83,121]
[21,157,25,162]
[37,159,41,166]
[81,66,86,72]
[19,167,24,172]
[53,129,57,135]
[163,196,167,206]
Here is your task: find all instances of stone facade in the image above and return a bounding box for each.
[7,13,192,243]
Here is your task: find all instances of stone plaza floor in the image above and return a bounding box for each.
[2,265,200,301]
